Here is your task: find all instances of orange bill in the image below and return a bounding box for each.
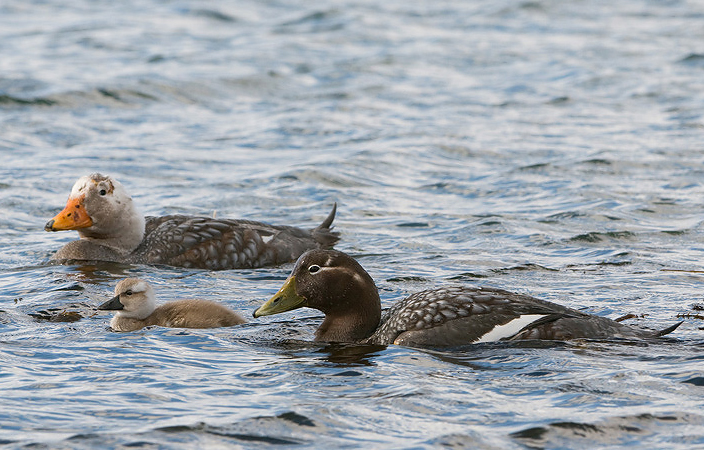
[45,196,93,231]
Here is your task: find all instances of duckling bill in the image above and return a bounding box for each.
[254,249,682,347]
[99,278,246,332]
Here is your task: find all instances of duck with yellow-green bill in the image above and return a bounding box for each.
[253,249,681,347]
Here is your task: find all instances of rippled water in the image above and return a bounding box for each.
[1,0,703,448]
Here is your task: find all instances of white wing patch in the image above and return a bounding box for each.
[474,314,547,343]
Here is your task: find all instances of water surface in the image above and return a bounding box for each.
[1,0,703,448]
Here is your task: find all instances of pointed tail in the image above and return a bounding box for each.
[312,203,340,248]
[654,321,683,337]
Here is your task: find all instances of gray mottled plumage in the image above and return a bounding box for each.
[133,214,337,269]
[46,173,339,270]
[364,286,667,346]
[254,249,681,347]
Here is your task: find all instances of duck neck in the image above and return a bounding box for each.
[80,206,145,254]
[315,291,382,343]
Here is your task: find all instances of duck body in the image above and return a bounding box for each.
[99,278,246,332]
[46,174,339,270]
[254,250,681,347]
[365,286,668,347]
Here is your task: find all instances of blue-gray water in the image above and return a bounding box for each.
[1,0,704,448]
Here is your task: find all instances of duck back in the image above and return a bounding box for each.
[131,208,337,270]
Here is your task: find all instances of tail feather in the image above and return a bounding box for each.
[654,321,683,337]
[318,203,337,230]
[312,203,339,248]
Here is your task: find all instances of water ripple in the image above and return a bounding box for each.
[1,0,704,447]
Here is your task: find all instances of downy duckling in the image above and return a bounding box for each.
[99,278,246,332]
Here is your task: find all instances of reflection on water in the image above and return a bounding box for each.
[315,343,387,366]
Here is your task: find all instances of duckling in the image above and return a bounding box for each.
[99,278,246,332]
[45,173,338,269]
[253,249,681,347]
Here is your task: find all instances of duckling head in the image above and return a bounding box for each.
[99,278,157,320]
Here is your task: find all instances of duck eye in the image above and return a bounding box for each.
[99,189,107,196]
[308,264,321,274]
[124,290,133,296]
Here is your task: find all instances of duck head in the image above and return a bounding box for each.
[254,249,382,342]
[45,173,145,253]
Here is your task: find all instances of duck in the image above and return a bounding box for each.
[253,249,682,347]
[98,278,246,332]
[45,173,339,269]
